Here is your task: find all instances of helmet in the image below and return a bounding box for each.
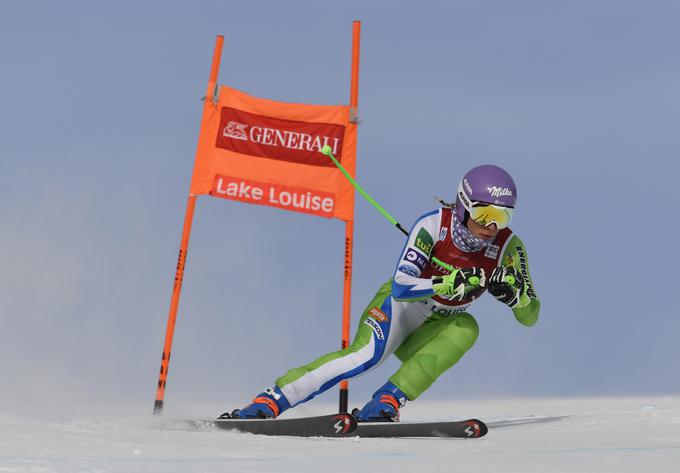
[455,164,517,229]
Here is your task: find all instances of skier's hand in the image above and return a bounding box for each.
[487,266,525,308]
[432,267,486,301]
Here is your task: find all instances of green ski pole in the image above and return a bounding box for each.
[321,145,457,274]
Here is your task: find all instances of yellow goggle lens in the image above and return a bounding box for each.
[469,204,514,229]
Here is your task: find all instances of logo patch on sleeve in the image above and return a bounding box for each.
[368,307,389,322]
[403,248,428,271]
[398,264,420,277]
[364,318,385,340]
[415,228,433,255]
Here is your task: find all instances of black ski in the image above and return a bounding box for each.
[212,413,357,437]
[349,418,488,438]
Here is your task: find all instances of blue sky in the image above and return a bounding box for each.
[1,0,679,414]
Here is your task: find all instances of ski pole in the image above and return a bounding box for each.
[321,145,456,274]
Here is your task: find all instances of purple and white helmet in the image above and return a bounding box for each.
[455,164,517,224]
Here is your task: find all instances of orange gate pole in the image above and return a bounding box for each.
[154,35,225,414]
[339,20,361,413]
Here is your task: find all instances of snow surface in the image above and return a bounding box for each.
[1,397,679,472]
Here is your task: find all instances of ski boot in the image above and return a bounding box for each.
[352,381,408,422]
[219,386,291,419]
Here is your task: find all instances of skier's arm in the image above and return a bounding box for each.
[391,210,441,301]
[496,235,540,326]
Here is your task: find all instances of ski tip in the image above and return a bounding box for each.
[463,419,488,438]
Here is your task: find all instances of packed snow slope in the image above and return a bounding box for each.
[1,397,678,473]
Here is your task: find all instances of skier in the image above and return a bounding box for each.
[222,164,540,422]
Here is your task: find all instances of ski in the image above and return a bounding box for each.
[211,413,357,437]
[350,418,488,438]
[207,414,486,438]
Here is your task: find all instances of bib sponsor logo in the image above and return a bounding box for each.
[403,248,428,271]
[368,307,389,322]
[430,254,468,274]
[415,228,433,255]
[439,227,447,241]
[484,244,500,259]
[212,175,335,217]
[364,318,385,340]
[420,300,471,315]
[430,305,469,316]
[216,106,346,167]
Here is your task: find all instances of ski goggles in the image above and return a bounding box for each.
[469,202,514,229]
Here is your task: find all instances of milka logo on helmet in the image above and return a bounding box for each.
[487,186,513,198]
[223,121,248,140]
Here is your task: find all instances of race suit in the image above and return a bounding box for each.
[276,207,540,405]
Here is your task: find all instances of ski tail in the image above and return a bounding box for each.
[212,413,357,437]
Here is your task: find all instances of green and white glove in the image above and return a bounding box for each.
[432,267,486,301]
[487,266,526,308]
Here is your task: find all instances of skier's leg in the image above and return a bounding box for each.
[389,312,479,400]
[276,281,406,408]
[227,283,402,419]
[227,284,430,418]
[355,313,478,420]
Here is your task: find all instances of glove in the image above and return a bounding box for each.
[432,267,486,301]
[487,266,525,308]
